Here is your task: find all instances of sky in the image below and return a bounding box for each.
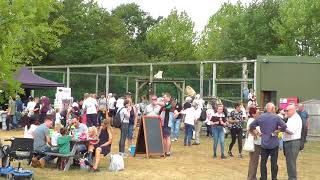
[97,0,252,32]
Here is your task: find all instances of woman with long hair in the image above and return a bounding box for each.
[211,105,227,159]
[247,107,261,180]
[86,118,113,172]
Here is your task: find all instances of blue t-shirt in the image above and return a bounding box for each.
[298,111,308,126]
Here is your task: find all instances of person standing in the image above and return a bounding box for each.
[40,96,50,123]
[14,95,23,128]
[83,93,98,127]
[247,107,261,180]
[228,103,244,158]
[182,103,196,146]
[250,103,291,180]
[6,96,16,131]
[127,98,138,153]
[205,104,214,137]
[283,105,302,180]
[159,93,174,156]
[297,103,309,151]
[211,105,227,159]
[172,99,182,142]
[97,94,107,126]
[118,99,131,155]
[144,95,161,116]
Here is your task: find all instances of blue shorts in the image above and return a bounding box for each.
[127,124,135,140]
[162,126,171,138]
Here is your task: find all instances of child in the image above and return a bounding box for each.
[57,128,72,154]
[51,123,63,152]
[87,126,98,164]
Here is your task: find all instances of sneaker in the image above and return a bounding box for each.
[228,151,234,157]
[84,159,93,168]
[128,148,131,153]
[165,152,171,157]
[39,158,46,168]
[238,154,243,158]
[174,138,178,141]
[171,139,175,142]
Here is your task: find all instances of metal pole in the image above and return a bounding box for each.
[62,72,66,85]
[66,67,70,88]
[95,74,99,95]
[106,66,109,94]
[254,61,257,92]
[135,80,139,105]
[208,80,211,97]
[200,62,204,97]
[126,75,129,93]
[241,60,248,102]
[31,67,35,97]
[149,64,153,100]
[212,63,217,97]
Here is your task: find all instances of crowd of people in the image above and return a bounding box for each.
[2,90,310,179]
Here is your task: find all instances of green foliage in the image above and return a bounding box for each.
[0,0,68,102]
[146,10,197,61]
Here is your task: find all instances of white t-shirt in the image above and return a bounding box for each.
[51,132,61,146]
[83,97,98,114]
[205,109,214,125]
[247,117,261,145]
[194,107,202,120]
[283,113,302,142]
[108,97,116,110]
[24,124,38,139]
[26,101,36,117]
[55,113,62,125]
[183,107,197,126]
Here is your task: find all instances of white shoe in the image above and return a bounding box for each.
[171,139,175,142]
[174,138,178,141]
[128,148,131,153]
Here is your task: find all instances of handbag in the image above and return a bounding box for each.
[243,134,255,152]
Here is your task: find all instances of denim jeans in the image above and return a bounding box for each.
[212,126,225,157]
[119,123,129,153]
[97,110,106,126]
[13,111,21,128]
[184,123,194,146]
[172,119,181,139]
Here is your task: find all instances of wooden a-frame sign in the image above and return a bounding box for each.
[134,116,165,158]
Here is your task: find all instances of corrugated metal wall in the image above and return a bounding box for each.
[302,100,320,137]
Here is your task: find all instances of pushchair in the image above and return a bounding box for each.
[0,138,34,179]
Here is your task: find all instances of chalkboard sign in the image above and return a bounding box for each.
[134,116,164,158]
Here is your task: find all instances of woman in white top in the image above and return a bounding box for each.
[247,107,261,180]
[182,103,196,146]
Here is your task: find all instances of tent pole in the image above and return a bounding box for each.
[66,67,70,88]
[31,67,35,97]
[96,74,99,95]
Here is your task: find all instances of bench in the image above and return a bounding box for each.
[43,152,77,171]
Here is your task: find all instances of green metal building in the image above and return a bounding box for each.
[256,56,320,108]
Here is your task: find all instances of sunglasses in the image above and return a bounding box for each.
[152,99,157,100]
[284,110,288,112]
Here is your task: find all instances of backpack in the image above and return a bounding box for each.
[199,108,207,121]
[113,107,125,128]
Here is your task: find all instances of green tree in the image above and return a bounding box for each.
[0,0,68,101]
[272,0,320,56]
[146,9,197,61]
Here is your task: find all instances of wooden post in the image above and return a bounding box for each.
[200,62,204,97]
[182,81,185,103]
[208,80,211,97]
[126,75,129,93]
[62,72,65,85]
[212,63,217,97]
[31,67,35,97]
[154,83,157,96]
[66,67,70,88]
[149,64,153,100]
[106,65,109,94]
[95,74,99,95]
[135,79,139,105]
[242,59,248,102]
[254,61,257,93]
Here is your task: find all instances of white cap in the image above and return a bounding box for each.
[72,102,79,108]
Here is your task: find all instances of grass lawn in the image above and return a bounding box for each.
[0,129,319,180]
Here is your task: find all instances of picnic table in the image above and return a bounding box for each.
[45,139,90,171]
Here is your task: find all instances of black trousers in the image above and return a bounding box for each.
[6,115,13,131]
[228,128,243,154]
[86,113,98,127]
[260,147,279,180]
[300,124,308,150]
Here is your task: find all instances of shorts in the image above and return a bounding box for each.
[162,126,171,138]
[94,144,111,156]
[127,124,134,140]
